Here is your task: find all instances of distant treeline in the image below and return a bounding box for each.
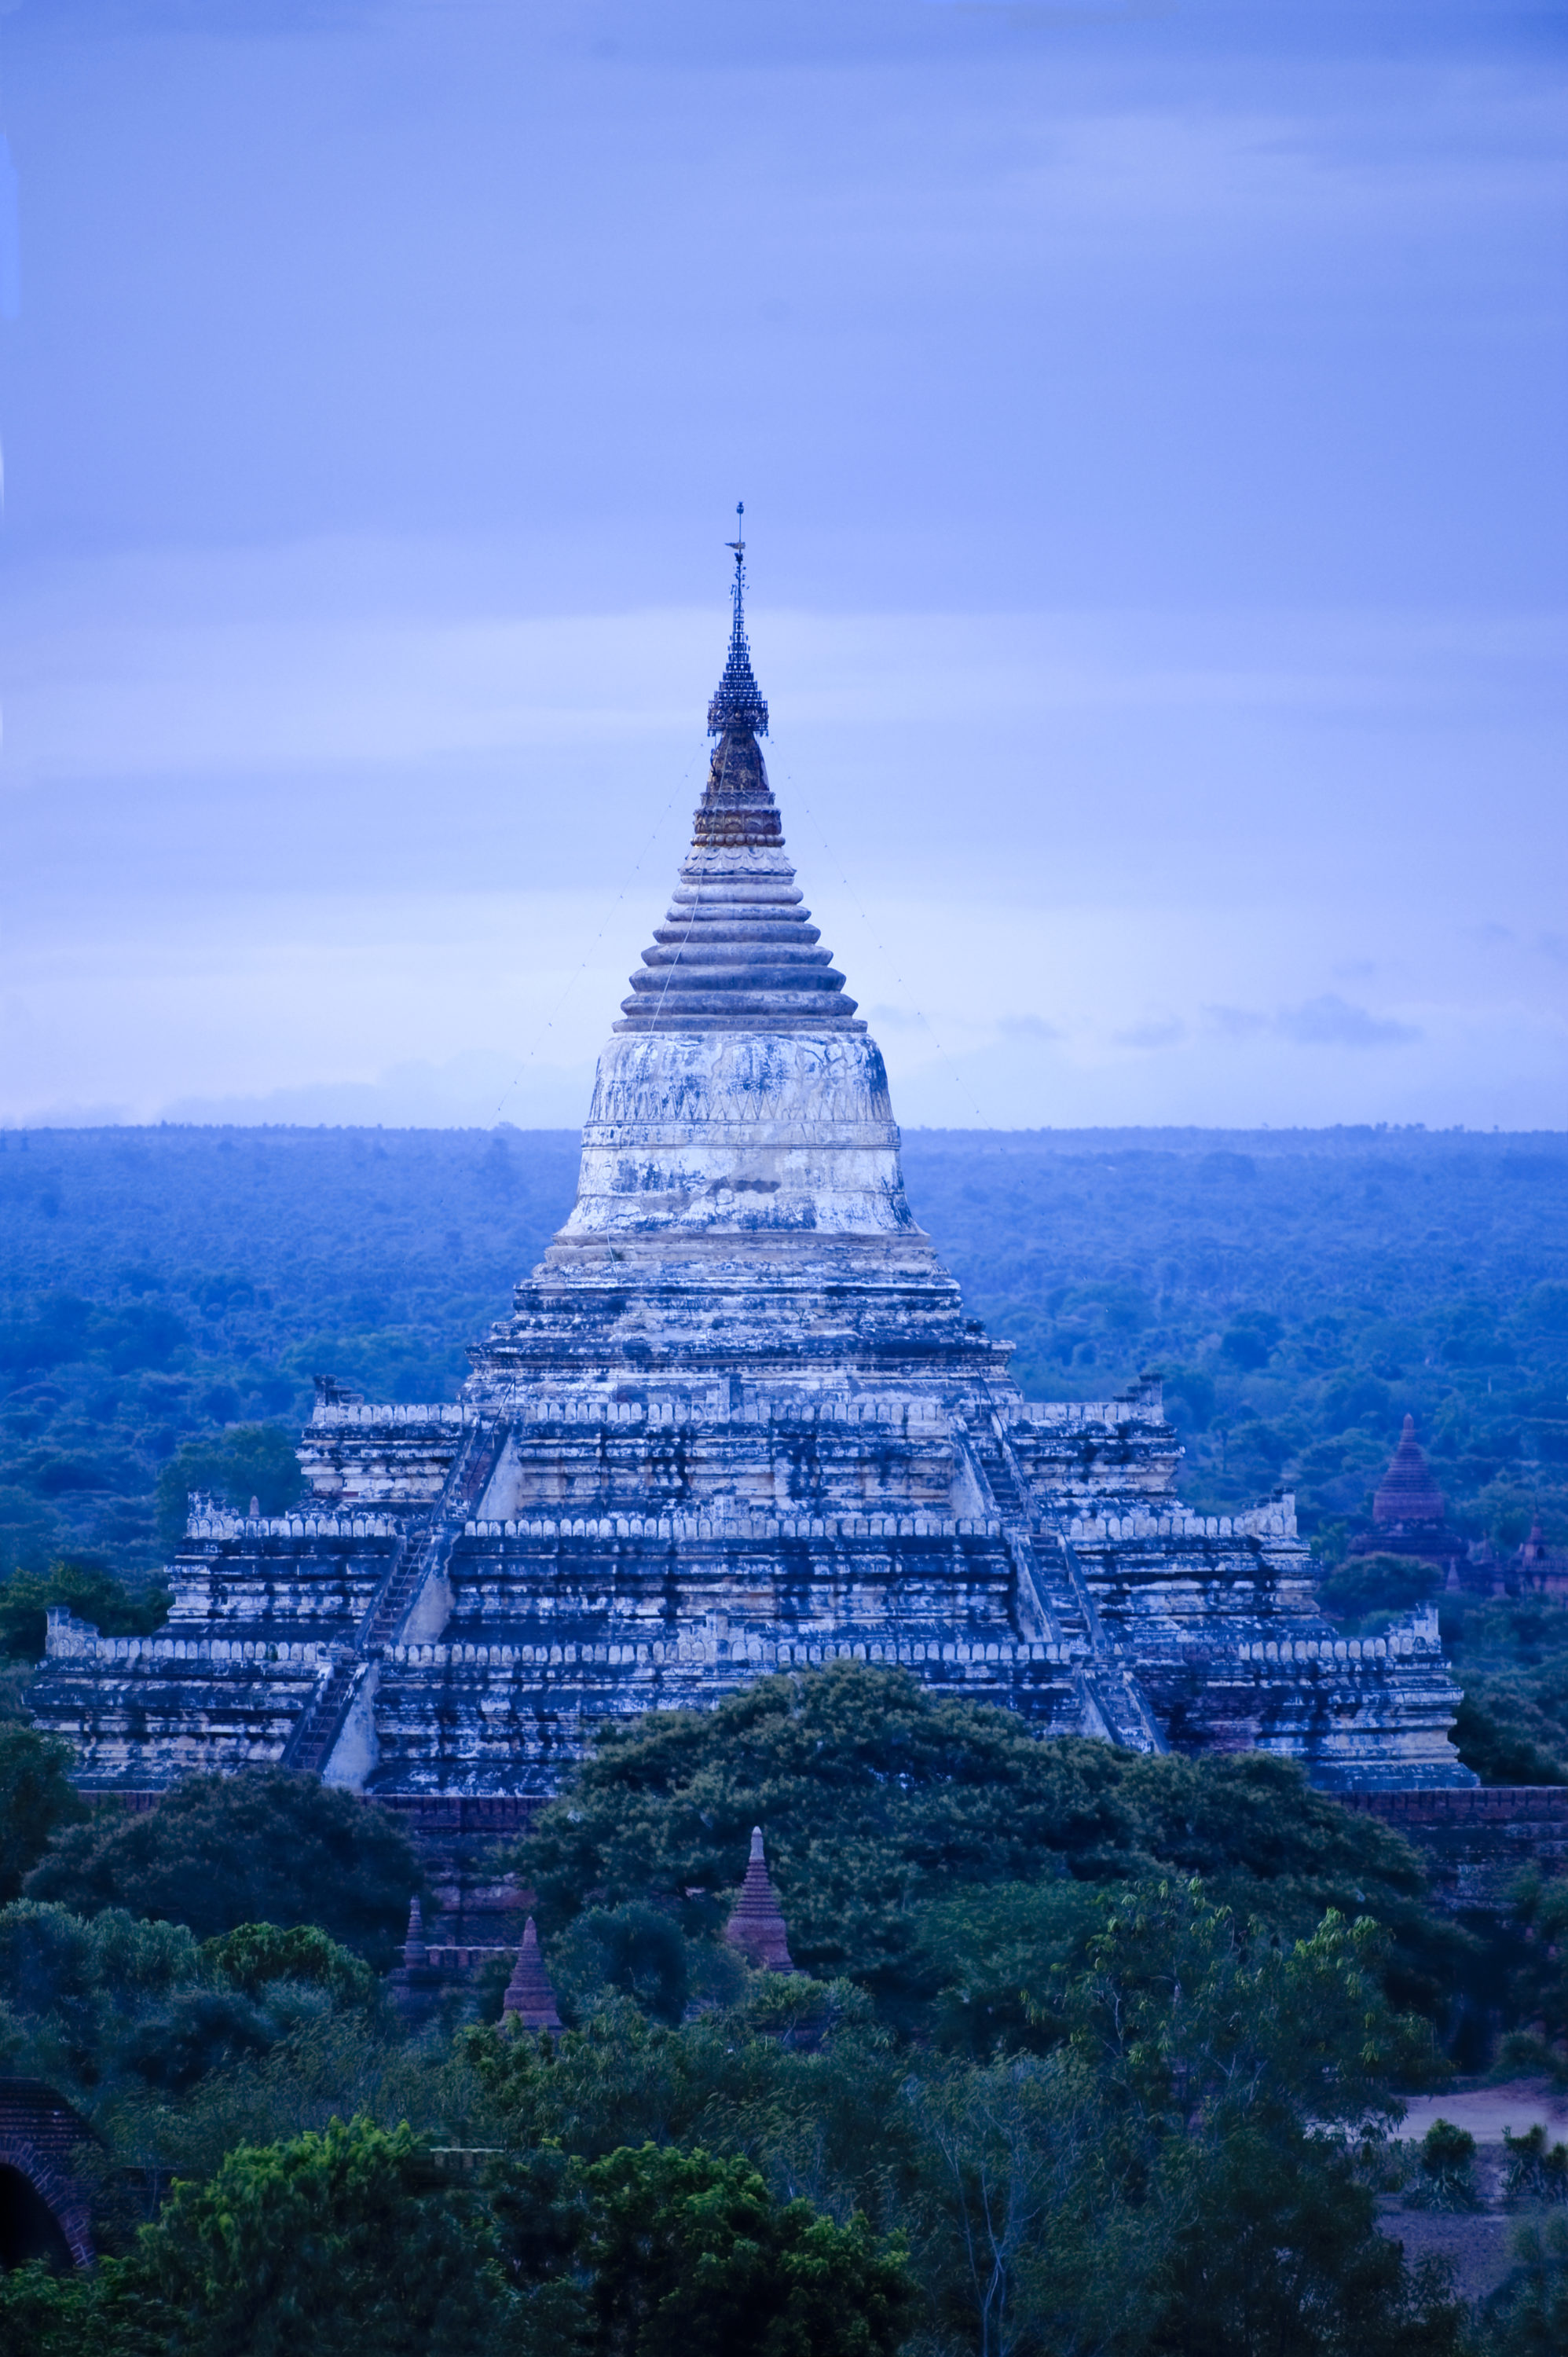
[2,1123,1564,1589]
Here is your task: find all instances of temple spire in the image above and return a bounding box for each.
[707,502,769,739]
[503,1915,562,2033]
[614,511,863,1036]
[1373,1413,1446,1529]
[723,1825,795,1972]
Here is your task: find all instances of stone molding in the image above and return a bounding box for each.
[461,1510,1001,1541]
[183,1508,400,1541]
[388,1632,1086,1670]
[46,1611,329,1669]
[310,1403,471,1429]
[1068,1497,1298,1543]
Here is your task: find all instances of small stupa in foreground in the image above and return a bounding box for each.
[502,1918,562,2033]
[724,1828,795,1973]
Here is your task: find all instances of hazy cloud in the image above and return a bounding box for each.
[0,0,1559,1133]
[1202,997,1421,1049]
[164,1054,595,1131]
[1276,995,1421,1048]
[997,1015,1064,1043]
[1114,1017,1187,1050]
[1203,1006,1271,1040]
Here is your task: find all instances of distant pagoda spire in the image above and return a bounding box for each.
[1373,1414,1446,1528]
[502,1915,562,2032]
[706,502,769,739]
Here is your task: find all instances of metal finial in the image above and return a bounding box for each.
[707,500,768,739]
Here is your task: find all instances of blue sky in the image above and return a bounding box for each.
[1,0,1564,1129]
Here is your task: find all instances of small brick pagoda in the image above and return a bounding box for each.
[27,533,1474,1797]
[724,1829,795,1973]
[1349,1416,1463,1580]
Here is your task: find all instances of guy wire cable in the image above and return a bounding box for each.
[772,737,991,1130]
[392,733,707,1296]
[487,733,707,1126]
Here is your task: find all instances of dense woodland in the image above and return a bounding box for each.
[2,1123,1567,1777]
[2,1666,1567,2353]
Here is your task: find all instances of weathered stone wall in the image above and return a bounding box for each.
[1342,1786,1568,1910]
[558,1032,921,1248]
[36,1608,325,1786]
[299,1404,467,1507]
[368,1513,1080,1793]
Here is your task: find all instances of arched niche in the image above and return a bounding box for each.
[0,2159,79,2271]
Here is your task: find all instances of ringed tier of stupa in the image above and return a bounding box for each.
[29,534,1475,1796]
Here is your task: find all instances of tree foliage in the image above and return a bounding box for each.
[0,1902,384,2113]
[0,1724,86,1899]
[199,1919,376,2007]
[517,1663,1456,2025]
[152,1424,304,1552]
[0,2120,913,2357]
[0,1560,168,1663]
[127,2114,491,2357]
[0,1864,1471,2357]
[1482,2215,1568,2357]
[570,2143,913,2357]
[1442,1596,1568,1784]
[24,1770,420,1963]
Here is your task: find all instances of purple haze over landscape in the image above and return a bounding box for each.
[0,0,1563,1132]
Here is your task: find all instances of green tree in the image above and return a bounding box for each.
[0,2259,167,2357]
[1409,2118,1480,2212]
[902,1882,1461,2357]
[1053,1883,1460,2357]
[573,2143,912,2357]
[1482,2215,1568,2357]
[123,2114,493,2357]
[910,2051,1145,2357]
[0,1725,87,1899]
[548,1901,700,2028]
[518,1664,1449,2027]
[154,1424,304,1551]
[1442,1597,1568,1783]
[0,1560,168,1662]
[0,1901,291,2106]
[1501,2123,1568,2204]
[1316,1553,1442,1633]
[25,1770,420,1963]
[200,1920,376,2007]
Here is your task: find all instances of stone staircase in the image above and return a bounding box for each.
[359,1417,504,1651]
[968,1417,1090,1652]
[1077,1662,1167,1754]
[282,1657,367,1775]
[973,1420,1030,1519]
[283,1418,505,1778]
[971,1415,1167,1756]
[359,1534,430,1654]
